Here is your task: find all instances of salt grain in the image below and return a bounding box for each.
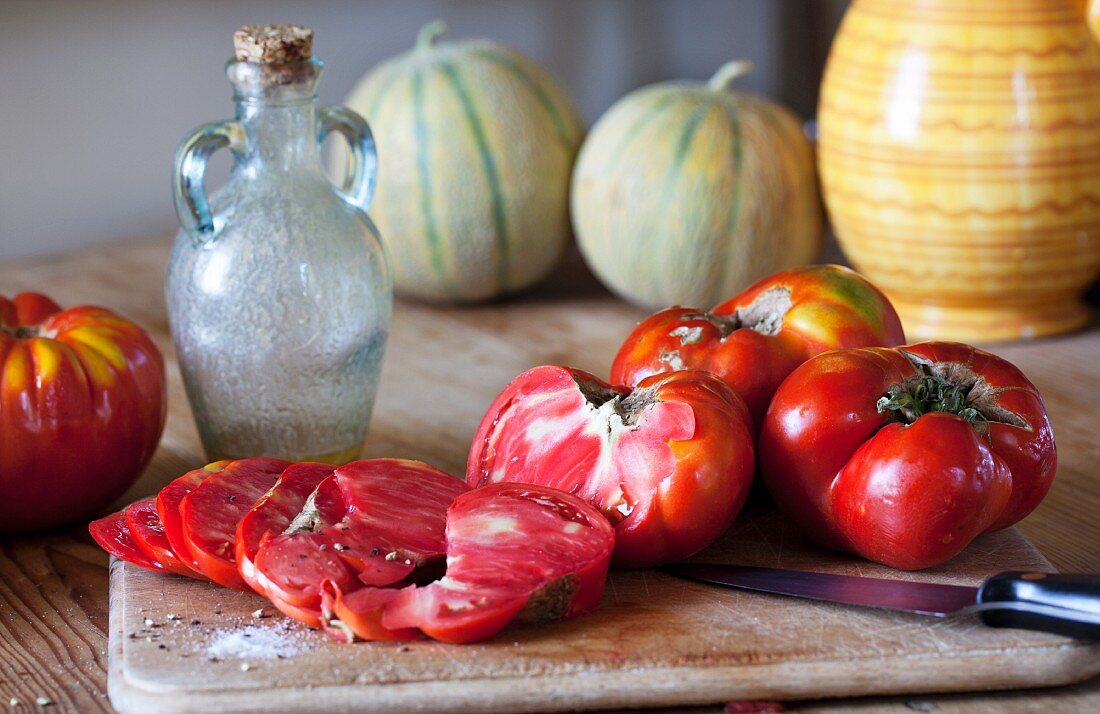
[204,624,311,660]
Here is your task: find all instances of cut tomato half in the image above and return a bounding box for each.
[177,458,290,590]
[89,509,167,574]
[468,365,755,567]
[327,482,615,644]
[124,497,204,579]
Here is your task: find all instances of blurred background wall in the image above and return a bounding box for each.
[0,0,847,260]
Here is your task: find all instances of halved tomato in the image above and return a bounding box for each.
[467,366,755,567]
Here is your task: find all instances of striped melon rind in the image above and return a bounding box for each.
[344,22,584,303]
[571,61,823,310]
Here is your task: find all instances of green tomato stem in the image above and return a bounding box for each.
[877,373,988,427]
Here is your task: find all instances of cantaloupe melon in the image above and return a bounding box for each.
[344,21,583,303]
[571,61,822,309]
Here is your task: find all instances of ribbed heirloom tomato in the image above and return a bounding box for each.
[759,342,1057,570]
[611,265,905,426]
[0,292,166,532]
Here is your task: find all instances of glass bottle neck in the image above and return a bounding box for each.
[226,58,324,173]
[234,99,319,169]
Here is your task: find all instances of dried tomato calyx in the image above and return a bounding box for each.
[574,378,657,428]
[283,487,324,535]
[877,352,1028,430]
[0,324,42,339]
[682,286,793,339]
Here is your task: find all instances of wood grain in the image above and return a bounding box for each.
[1,237,1099,712]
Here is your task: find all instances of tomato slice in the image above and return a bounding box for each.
[252,458,468,619]
[178,458,290,590]
[328,482,615,644]
[236,462,335,598]
[123,497,204,579]
[320,582,418,642]
[89,509,167,574]
[157,460,231,571]
[265,587,330,629]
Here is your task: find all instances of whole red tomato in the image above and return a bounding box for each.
[611,265,905,426]
[0,292,166,532]
[759,342,1056,570]
[467,365,755,567]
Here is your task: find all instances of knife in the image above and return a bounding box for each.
[659,564,1100,640]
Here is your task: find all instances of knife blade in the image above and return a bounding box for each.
[659,563,1100,640]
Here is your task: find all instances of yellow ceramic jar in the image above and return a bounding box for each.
[819,0,1100,341]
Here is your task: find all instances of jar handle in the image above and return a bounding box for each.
[172,120,244,244]
[318,106,377,212]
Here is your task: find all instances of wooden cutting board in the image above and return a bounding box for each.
[107,507,1100,714]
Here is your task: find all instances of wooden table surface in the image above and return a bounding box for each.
[1,237,1098,713]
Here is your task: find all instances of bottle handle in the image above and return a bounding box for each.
[172,120,244,244]
[318,106,377,212]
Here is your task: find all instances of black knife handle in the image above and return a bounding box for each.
[977,572,1100,640]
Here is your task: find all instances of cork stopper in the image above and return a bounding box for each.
[233,24,313,64]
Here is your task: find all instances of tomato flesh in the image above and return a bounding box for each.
[124,497,203,579]
[89,509,166,574]
[157,461,230,571]
[178,458,290,590]
[327,482,615,644]
[236,462,336,602]
[251,458,468,619]
[320,584,418,642]
[468,365,755,567]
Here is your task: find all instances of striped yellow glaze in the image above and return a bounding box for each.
[344,22,583,303]
[571,62,822,310]
[819,0,1100,341]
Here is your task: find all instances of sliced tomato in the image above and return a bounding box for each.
[248,475,354,610]
[177,458,290,590]
[157,460,231,571]
[320,582,417,642]
[265,587,331,629]
[328,482,615,644]
[121,497,203,579]
[252,458,468,619]
[236,462,335,600]
[88,509,167,574]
